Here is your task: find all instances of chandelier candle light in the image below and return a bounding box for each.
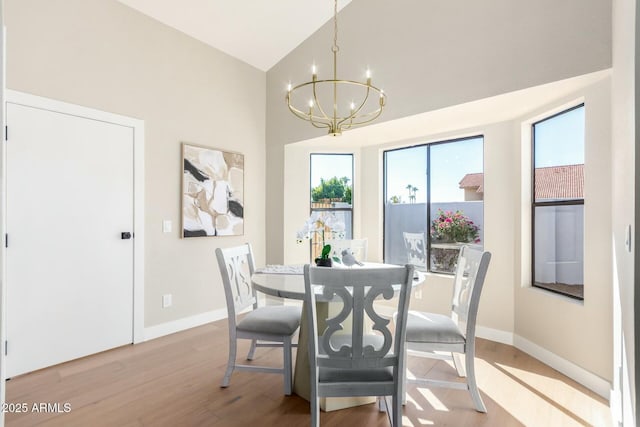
[286,0,387,136]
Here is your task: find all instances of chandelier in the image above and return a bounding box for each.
[285,0,387,136]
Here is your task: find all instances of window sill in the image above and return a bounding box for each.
[526,284,585,305]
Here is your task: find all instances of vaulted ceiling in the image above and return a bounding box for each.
[117,0,352,71]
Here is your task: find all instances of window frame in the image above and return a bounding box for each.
[530,103,585,300]
[309,153,354,258]
[382,135,484,273]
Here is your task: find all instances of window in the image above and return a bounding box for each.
[532,105,585,300]
[309,154,353,259]
[384,136,484,273]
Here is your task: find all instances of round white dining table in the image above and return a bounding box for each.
[252,262,425,300]
[250,262,425,411]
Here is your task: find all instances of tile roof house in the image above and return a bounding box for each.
[458,172,484,201]
[534,164,584,200]
[459,164,584,201]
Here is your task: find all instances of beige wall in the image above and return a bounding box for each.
[270,0,615,395]
[357,122,518,334]
[611,0,637,423]
[4,0,266,328]
[281,76,613,386]
[514,79,612,382]
[266,0,612,264]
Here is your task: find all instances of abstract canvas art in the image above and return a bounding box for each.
[182,143,244,237]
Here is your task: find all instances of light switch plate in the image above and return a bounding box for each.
[162,294,172,308]
[163,220,172,233]
[625,224,632,253]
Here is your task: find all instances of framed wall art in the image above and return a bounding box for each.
[181,142,244,237]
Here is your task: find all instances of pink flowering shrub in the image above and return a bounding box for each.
[430,209,480,243]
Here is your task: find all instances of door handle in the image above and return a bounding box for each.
[121,232,132,240]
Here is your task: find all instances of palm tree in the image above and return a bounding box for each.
[407,185,418,203]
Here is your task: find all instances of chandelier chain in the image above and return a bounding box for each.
[332,0,339,53]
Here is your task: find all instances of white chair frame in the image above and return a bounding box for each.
[304,264,414,427]
[404,245,491,412]
[216,244,300,395]
[402,232,427,271]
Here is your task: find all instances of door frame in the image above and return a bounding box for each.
[2,90,146,362]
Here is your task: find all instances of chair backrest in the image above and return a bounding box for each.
[215,244,257,321]
[449,245,491,340]
[325,239,368,263]
[403,232,427,270]
[303,264,414,372]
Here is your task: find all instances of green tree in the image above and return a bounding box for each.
[344,186,352,204]
[312,176,351,203]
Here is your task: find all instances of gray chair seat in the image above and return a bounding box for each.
[237,305,301,335]
[406,311,465,344]
[404,246,491,413]
[216,244,300,395]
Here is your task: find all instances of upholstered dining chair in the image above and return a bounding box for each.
[404,245,491,412]
[303,264,414,427]
[402,232,427,271]
[215,244,301,395]
[324,238,368,263]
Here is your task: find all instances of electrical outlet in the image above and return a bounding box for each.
[163,220,172,233]
[415,289,422,300]
[162,294,172,308]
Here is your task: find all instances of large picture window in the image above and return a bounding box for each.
[384,136,483,273]
[309,154,353,260]
[532,105,585,300]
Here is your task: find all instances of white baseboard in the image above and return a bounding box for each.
[514,334,611,400]
[143,308,228,341]
[141,309,612,401]
[609,387,621,426]
[476,326,514,345]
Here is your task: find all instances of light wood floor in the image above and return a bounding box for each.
[6,319,612,427]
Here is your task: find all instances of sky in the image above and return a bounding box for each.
[385,137,484,203]
[534,105,584,167]
[309,105,583,205]
[310,153,353,188]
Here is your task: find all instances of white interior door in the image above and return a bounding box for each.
[5,101,134,377]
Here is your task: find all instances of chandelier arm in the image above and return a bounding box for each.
[338,105,385,131]
[337,85,371,128]
[286,103,313,120]
[309,118,332,130]
[311,81,332,122]
[342,105,385,128]
[287,103,331,128]
[349,108,384,123]
[286,92,328,124]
